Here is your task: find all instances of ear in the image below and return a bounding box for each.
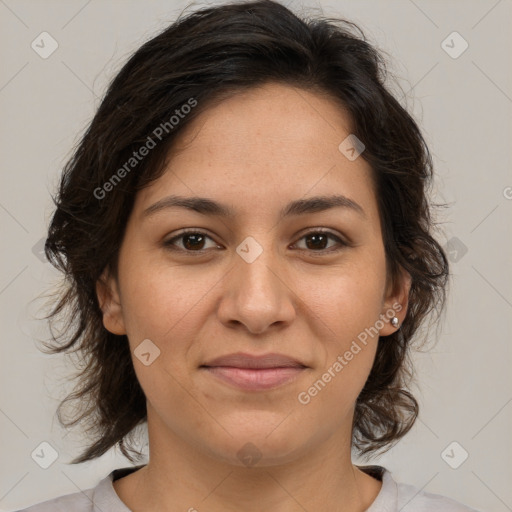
[379,266,412,337]
[96,267,127,335]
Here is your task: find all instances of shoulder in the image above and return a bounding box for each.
[362,465,481,512]
[395,475,480,512]
[14,487,95,512]
[16,466,142,512]
[14,466,137,512]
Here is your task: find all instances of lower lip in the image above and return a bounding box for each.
[202,366,306,391]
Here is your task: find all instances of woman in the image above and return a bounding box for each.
[19,0,479,510]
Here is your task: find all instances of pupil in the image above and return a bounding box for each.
[184,234,204,250]
[306,233,327,250]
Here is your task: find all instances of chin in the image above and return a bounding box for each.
[203,418,309,468]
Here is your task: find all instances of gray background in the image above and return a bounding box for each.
[1,0,511,510]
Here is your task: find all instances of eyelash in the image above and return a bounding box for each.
[163,229,348,256]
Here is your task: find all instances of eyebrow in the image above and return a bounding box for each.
[143,194,366,220]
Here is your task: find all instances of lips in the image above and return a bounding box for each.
[200,353,307,391]
[202,352,306,370]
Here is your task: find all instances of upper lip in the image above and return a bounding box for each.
[201,352,307,369]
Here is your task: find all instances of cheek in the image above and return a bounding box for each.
[118,250,220,343]
[293,257,385,403]
[299,255,387,336]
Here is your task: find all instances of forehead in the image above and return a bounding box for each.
[172,82,354,166]
[135,83,379,226]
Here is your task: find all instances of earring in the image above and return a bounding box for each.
[390,316,400,329]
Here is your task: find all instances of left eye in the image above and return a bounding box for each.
[292,231,347,252]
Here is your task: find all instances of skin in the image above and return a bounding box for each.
[97,82,411,512]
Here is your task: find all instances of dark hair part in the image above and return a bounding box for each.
[44,0,449,463]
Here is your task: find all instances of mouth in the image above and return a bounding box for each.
[200,353,308,391]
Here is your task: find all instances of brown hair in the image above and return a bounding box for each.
[43,0,449,463]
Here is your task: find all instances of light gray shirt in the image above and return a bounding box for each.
[16,465,480,511]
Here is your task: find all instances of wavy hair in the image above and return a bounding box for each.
[43,0,449,463]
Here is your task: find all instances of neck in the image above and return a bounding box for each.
[115,411,382,511]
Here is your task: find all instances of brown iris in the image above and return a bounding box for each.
[182,233,206,250]
[304,233,329,250]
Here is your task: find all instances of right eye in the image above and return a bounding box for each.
[163,230,222,253]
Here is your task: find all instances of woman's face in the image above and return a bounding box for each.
[99,82,409,467]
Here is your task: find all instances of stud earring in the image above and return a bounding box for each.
[390,316,400,329]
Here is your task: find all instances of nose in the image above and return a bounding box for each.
[217,242,296,335]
